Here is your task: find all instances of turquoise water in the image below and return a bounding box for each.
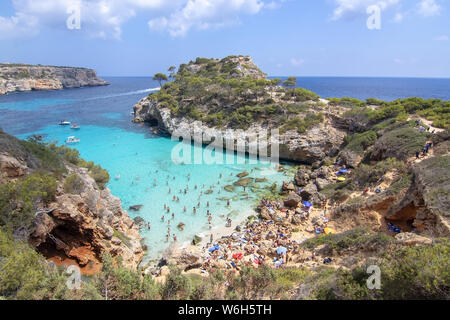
[17,124,288,259]
[0,78,289,260]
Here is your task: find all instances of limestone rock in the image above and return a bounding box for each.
[395,233,432,246]
[0,64,109,95]
[284,193,302,208]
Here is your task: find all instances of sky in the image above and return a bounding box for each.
[0,0,449,77]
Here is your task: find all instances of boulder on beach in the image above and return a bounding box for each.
[255,178,268,183]
[282,181,296,192]
[192,235,202,246]
[133,216,144,224]
[294,168,311,187]
[284,193,302,208]
[177,222,185,231]
[234,177,254,187]
[204,189,213,194]
[237,171,249,178]
[129,205,143,211]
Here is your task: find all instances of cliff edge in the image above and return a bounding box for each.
[0,63,109,95]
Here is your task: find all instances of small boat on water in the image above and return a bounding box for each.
[65,136,80,144]
[71,124,81,130]
[59,120,71,126]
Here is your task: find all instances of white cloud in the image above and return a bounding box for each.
[148,0,267,37]
[290,58,305,67]
[394,57,418,64]
[417,0,441,17]
[434,35,448,41]
[330,0,400,20]
[0,0,276,39]
[393,12,404,22]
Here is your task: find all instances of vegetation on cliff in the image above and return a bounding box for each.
[147,56,322,130]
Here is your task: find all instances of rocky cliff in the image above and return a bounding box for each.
[0,63,109,95]
[0,130,143,272]
[132,55,346,164]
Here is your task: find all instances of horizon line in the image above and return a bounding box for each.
[99,75,450,80]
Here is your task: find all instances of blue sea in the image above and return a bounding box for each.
[1,76,449,260]
[277,76,450,101]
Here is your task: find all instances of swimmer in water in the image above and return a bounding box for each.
[207,201,209,207]
[161,216,165,222]
[183,206,187,212]
[193,207,197,214]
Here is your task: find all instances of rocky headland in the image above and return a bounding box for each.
[0,63,109,95]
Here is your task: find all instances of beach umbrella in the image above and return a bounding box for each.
[276,247,287,255]
[302,201,312,208]
[233,253,243,260]
[209,244,220,253]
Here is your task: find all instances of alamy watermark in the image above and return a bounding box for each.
[367,5,382,30]
[366,265,381,290]
[66,264,81,290]
[66,1,81,30]
[170,126,280,165]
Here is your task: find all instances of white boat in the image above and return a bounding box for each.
[59,121,71,126]
[66,136,80,144]
[71,124,81,130]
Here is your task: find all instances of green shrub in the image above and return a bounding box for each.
[327,97,366,108]
[0,174,58,232]
[344,130,377,154]
[63,174,84,194]
[160,266,191,300]
[301,228,393,254]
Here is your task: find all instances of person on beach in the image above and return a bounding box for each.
[210,234,213,243]
[173,234,177,242]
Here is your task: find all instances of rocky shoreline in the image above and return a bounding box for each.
[0,63,109,95]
